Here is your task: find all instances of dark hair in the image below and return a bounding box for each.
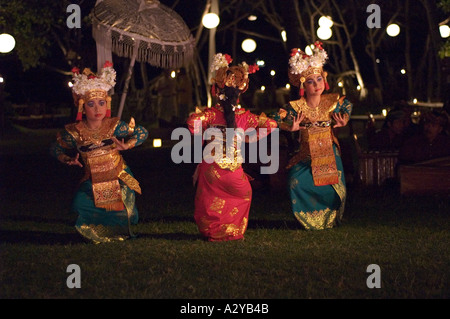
[218,86,240,128]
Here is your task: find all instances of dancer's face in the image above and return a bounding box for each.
[84,98,107,121]
[304,74,325,97]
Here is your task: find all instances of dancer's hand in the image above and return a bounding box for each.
[333,113,349,128]
[65,153,83,167]
[291,112,306,131]
[112,137,130,151]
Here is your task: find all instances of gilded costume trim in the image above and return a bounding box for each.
[64,117,143,210]
[188,105,276,172]
[286,94,340,186]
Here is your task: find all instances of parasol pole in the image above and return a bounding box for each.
[117,40,140,119]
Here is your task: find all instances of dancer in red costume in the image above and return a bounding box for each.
[186,53,277,241]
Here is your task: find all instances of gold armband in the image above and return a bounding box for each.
[128,117,135,135]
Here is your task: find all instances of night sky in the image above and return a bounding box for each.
[0,0,447,108]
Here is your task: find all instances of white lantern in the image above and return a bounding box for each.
[439,25,450,38]
[317,27,332,40]
[202,13,220,29]
[318,16,333,28]
[153,138,162,148]
[0,33,16,53]
[281,30,287,42]
[386,24,400,37]
[241,38,257,53]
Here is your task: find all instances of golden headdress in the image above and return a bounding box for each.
[210,53,259,103]
[71,61,116,121]
[288,41,329,96]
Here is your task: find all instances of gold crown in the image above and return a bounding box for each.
[84,89,108,101]
[300,67,323,83]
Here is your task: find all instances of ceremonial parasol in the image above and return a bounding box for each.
[91,0,195,118]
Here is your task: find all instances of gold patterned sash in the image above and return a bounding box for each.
[308,127,338,186]
[87,148,141,211]
[66,118,142,212]
[87,149,125,211]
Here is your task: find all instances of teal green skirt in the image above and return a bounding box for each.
[72,167,139,243]
[288,145,346,230]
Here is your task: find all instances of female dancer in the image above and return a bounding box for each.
[278,43,352,230]
[186,53,277,241]
[51,62,148,243]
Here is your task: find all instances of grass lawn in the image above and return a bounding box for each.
[0,127,449,301]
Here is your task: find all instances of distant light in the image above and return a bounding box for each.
[248,15,257,21]
[317,26,332,40]
[285,83,290,89]
[439,25,450,38]
[241,38,257,53]
[386,24,400,37]
[281,30,287,42]
[170,70,176,78]
[260,86,266,91]
[202,13,220,29]
[318,16,333,28]
[400,69,406,74]
[382,109,387,117]
[0,76,4,83]
[413,98,418,104]
[357,85,361,91]
[0,33,16,53]
[305,45,313,56]
[153,138,162,148]
[68,81,73,88]
[270,70,276,76]
[338,81,343,87]
[376,58,380,64]
[256,60,265,67]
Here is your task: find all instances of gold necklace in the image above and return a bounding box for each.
[82,121,103,143]
[302,99,320,121]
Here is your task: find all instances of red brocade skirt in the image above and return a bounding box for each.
[194,161,252,241]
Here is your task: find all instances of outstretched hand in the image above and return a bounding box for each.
[332,113,350,128]
[65,153,83,167]
[291,112,306,131]
[112,137,130,151]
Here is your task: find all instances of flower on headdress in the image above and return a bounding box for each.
[224,54,232,64]
[290,48,301,57]
[289,44,328,75]
[248,64,259,74]
[103,61,113,68]
[210,53,233,72]
[314,41,323,50]
[71,63,117,96]
[71,67,80,75]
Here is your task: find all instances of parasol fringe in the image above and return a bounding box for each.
[93,21,194,69]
